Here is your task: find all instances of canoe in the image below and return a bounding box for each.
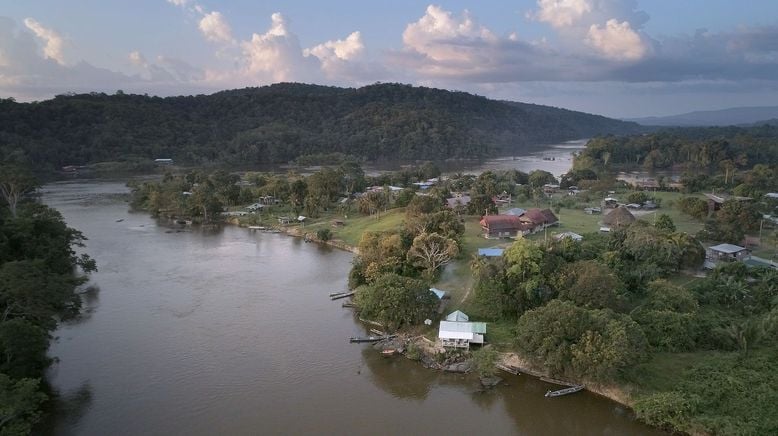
[544,385,584,397]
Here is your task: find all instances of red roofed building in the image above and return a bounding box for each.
[519,208,559,232]
[479,215,533,238]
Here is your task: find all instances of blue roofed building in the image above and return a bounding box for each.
[477,247,505,257]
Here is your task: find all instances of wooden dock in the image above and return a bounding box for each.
[342,301,356,308]
[330,291,355,300]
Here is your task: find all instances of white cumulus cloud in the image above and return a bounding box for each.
[23,18,65,65]
[128,50,147,67]
[236,13,317,83]
[402,5,496,63]
[199,11,233,43]
[305,31,364,61]
[587,19,648,61]
[532,0,592,28]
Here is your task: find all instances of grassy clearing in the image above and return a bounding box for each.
[327,208,406,247]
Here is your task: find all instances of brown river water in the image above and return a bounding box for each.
[38,180,665,436]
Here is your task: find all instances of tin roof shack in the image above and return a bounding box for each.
[555,231,583,242]
[478,247,505,257]
[707,243,749,264]
[704,193,752,214]
[438,311,487,349]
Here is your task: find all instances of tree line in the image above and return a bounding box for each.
[0,164,96,434]
[0,83,640,170]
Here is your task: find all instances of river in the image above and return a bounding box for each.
[38,180,665,436]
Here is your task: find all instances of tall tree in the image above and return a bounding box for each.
[0,165,37,219]
[408,232,459,279]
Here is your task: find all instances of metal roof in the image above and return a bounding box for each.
[439,321,487,335]
[709,243,747,254]
[446,310,469,322]
[478,248,505,257]
[429,288,447,299]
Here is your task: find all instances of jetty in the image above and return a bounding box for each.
[341,301,356,308]
[329,291,355,300]
[349,334,396,343]
[545,385,584,398]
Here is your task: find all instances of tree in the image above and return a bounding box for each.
[354,273,437,330]
[654,214,676,233]
[0,165,37,219]
[516,300,648,381]
[556,260,624,310]
[466,194,497,216]
[528,170,557,188]
[408,232,459,279]
[0,375,47,435]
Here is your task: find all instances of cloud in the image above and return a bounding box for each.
[198,11,233,43]
[233,13,317,83]
[402,5,496,63]
[532,0,592,28]
[305,31,364,62]
[128,50,147,67]
[23,18,65,65]
[166,0,189,6]
[587,19,649,61]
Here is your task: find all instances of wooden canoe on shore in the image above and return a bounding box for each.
[544,385,584,398]
[496,363,521,375]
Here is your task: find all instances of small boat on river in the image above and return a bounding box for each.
[381,349,397,357]
[544,385,584,398]
[349,334,396,343]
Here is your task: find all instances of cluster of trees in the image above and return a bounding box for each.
[470,216,712,382]
[677,197,765,244]
[350,196,465,329]
[0,164,96,433]
[0,83,640,170]
[573,127,778,196]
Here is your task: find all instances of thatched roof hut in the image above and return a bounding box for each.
[603,206,636,227]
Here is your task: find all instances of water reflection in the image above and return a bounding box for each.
[38,383,94,436]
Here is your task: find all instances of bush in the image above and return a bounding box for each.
[316,228,332,241]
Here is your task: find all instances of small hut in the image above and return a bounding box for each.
[602,206,636,229]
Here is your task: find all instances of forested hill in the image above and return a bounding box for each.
[0,83,641,168]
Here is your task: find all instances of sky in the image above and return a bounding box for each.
[1,0,778,117]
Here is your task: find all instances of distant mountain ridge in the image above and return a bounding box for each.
[627,106,778,127]
[0,83,641,168]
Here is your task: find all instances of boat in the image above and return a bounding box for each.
[544,385,584,397]
[349,336,382,343]
[349,334,396,343]
[381,349,397,357]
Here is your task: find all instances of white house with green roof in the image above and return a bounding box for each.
[438,311,486,349]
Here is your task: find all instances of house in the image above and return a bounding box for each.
[504,207,526,216]
[519,208,559,231]
[766,193,778,200]
[446,195,471,209]
[477,247,505,257]
[602,206,635,229]
[480,215,531,238]
[602,197,619,209]
[438,311,487,349]
[246,203,264,212]
[555,231,583,242]
[643,200,659,209]
[543,184,560,193]
[707,243,749,263]
[625,203,642,210]
[584,207,602,214]
[331,219,345,228]
[704,193,752,213]
[154,158,173,165]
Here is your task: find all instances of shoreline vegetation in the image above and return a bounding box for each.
[8,123,769,434]
[124,125,778,436]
